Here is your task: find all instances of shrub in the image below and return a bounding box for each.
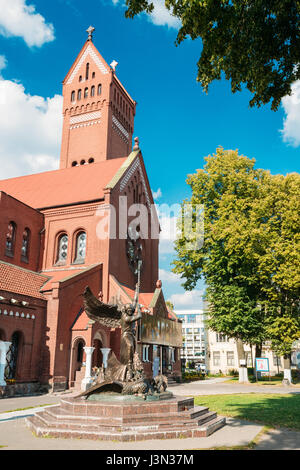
[228,369,239,377]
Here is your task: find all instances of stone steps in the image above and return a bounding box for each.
[27,414,226,441]
[26,395,226,441]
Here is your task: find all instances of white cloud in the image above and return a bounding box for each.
[0,55,7,72]
[0,75,62,179]
[0,0,55,47]
[152,187,162,200]
[281,80,300,147]
[159,268,181,283]
[158,210,180,254]
[168,289,204,309]
[148,0,181,29]
[111,0,180,29]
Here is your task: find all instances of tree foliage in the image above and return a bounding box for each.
[173,147,300,353]
[125,0,300,110]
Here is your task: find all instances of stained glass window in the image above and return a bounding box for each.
[6,221,16,255]
[57,234,68,263]
[21,228,30,260]
[74,232,86,263]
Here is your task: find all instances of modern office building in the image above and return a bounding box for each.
[175,310,207,367]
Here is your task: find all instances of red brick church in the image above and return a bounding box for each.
[0,28,182,394]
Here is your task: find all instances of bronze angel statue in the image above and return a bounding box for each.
[83,283,142,382]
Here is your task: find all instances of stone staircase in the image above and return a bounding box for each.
[26,396,225,442]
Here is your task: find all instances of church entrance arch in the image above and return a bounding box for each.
[92,330,108,369]
[70,337,86,387]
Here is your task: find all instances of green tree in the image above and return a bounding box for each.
[166,300,175,310]
[125,0,300,110]
[173,148,300,382]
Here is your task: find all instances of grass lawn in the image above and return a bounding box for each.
[194,393,300,430]
[224,376,300,386]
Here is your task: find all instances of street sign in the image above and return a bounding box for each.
[255,357,269,372]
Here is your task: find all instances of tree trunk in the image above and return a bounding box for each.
[236,339,248,383]
[283,353,292,384]
[255,343,262,359]
[255,343,263,380]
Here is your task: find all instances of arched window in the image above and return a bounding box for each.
[79,75,82,82]
[5,221,16,256]
[88,157,94,164]
[86,62,89,80]
[56,233,68,264]
[77,89,82,100]
[97,84,102,95]
[91,85,95,97]
[74,231,86,264]
[84,87,88,99]
[71,91,75,102]
[92,71,95,79]
[21,227,30,261]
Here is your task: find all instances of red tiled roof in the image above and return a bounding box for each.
[166,307,179,321]
[0,261,49,300]
[40,268,85,291]
[0,158,127,209]
[71,310,90,331]
[119,284,154,309]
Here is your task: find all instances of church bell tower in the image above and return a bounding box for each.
[59,26,136,169]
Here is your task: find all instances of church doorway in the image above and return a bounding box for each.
[70,337,86,387]
[92,339,103,369]
[5,331,23,380]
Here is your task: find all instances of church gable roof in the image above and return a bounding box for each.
[63,40,110,85]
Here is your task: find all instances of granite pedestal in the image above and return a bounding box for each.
[26,393,226,441]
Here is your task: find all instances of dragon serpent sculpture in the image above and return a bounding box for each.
[78,280,168,400]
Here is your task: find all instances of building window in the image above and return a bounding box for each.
[71,91,75,102]
[97,84,102,95]
[227,351,235,366]
[216,333,228,342]
[86,62,89,80]
[56,233,68,264]
[84,87,88,98]
[142,344,150,362]
[187,314,196,323]
[213,351,220,366]
[21,227,30,261]
[77,89,82,100]
[73,232,86,264]
[92,71,95,79]
[5,221,16,256]
[91,85,95,97]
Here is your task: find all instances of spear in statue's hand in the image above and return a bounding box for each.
[135,260,142,348]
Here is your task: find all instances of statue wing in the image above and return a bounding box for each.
[83,286,122,328]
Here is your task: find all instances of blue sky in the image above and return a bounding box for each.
[0,0,299,310]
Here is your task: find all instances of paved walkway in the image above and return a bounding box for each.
[168,377,300,397]
[0,378,299,450]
